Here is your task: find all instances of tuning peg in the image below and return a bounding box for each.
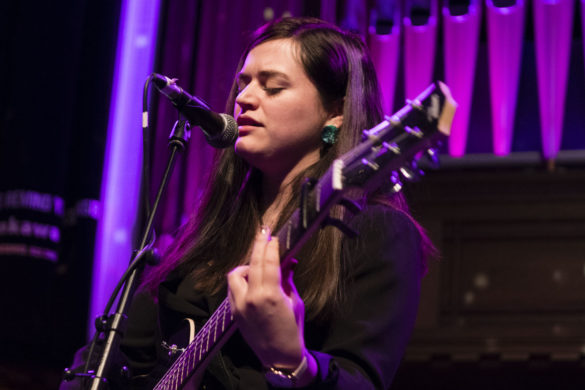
[404,125,424,139]
[384,114,402,127]
[406,98,423,111]
[424,148,441,169]
[361,157,380,171]
[399,160,424,183]
[382,141,401,155]
[389,171,403,193]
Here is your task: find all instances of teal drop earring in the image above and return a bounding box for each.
[321,125,339,146]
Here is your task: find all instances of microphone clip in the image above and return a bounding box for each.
[168,119,191,150]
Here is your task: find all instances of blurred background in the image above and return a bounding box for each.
[1,0,584,388]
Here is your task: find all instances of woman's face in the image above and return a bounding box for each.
[233,38,330,177]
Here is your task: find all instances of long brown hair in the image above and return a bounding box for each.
[142,17,430,319]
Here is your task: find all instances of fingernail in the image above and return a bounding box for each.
[260,225,271,240]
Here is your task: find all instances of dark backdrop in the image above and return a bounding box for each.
[0,1,120,387]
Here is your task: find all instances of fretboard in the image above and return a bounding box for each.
[153,299,234,390]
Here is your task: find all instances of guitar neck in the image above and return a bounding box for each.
[154,81,452,389]
[155,175,340,389]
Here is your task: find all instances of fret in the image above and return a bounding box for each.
[197,333,202,362]
[286,220,292,249]
[170,371,176,390]
[221,302,226,332]
[179,357,185,384]
[166,371,172,390]
[315,183,321,212]
[176,358,182,385]
[183,354,190,380]
[213,311,218,342]
[189,342,195,371]
[205,322,210,352]
[184,347,190,373]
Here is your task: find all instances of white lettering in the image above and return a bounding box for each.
[31,223,50,240]
[0,216,60,242]
[49,226,60,243]
[54,197,64,216]
[0,243,28,256]
[8,216,19,234]
[0,244,58,262]
[20,220,32,237]
[0,190,64,214]
[29,246,58,262]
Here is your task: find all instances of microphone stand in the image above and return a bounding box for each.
[86,120,191,389]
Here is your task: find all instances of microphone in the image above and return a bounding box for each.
[151,73,238,148]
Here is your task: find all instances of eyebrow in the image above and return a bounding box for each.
[237,70,290,82]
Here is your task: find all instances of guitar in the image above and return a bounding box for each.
[153,81,456,390]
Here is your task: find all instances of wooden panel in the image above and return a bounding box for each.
[404,168,585,360]
[442,221,585,313]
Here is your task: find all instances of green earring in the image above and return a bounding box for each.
[321,125,339,146]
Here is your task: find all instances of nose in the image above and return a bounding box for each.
[235,83,259,113]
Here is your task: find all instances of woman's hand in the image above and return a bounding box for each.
[227,228,306,369]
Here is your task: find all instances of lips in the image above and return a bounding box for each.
[236,116,262,127]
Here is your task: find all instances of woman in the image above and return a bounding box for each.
[64,16,439,389]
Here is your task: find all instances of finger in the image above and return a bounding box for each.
[261,236,281,287]
[227,265,250,313]
[247,227,271,288]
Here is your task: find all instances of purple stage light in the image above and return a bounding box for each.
[487,0,525,156]
[533,0,574,160]
[403,0,438,101]
[369,23,401,115]
[583,0,585,79]
[442,0,481,157]
[90,0,161,337]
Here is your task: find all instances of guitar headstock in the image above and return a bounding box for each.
[333,81,456,193]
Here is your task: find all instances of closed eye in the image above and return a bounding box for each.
[264,87,284,95]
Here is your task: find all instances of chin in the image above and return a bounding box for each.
[234,141,259,163]
[235,143,277,172]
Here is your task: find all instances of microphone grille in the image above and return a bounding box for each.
[207,114,238,148]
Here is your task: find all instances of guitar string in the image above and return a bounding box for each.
[156,299,233,389]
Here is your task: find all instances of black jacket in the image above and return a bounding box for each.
[61,205,423,389]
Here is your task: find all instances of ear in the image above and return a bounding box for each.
[324,113,343,129]
[324,99,344,128]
